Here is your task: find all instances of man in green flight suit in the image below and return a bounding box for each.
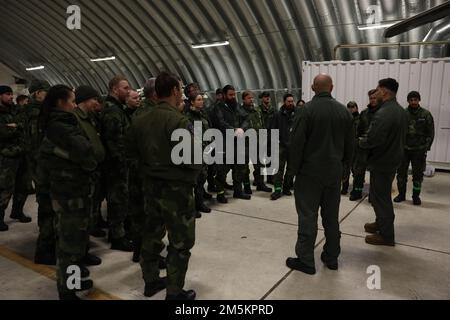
[359,78,408,246]
[127,72,201,300]
[394,91,435,206]
[258,91,276,185]
[286,74,354,275]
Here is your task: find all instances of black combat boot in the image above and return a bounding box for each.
[266,176,274,185]
[197,202,211,213]
[283,187,292,196]
[393,193,406,203]
[349,190,363,201]
[111,237,133,252]
[166,289,196,301]
[233,190,251,200]
[270,191,282,201]
[34,250,56,265]
[0,210,8,232]
[82,253,102,266]
[217,193,228,204]
[256,184,272,193]
[144,277,167,298]
[243,183,253,195]
[412,189,422,206]
[10,208,32,224]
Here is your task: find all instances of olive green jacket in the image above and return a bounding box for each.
[359,98,408,173]
[73,107,105,164]
[0,103,27,158]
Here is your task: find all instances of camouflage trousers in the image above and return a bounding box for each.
[104,164,129,239]
[128,167,146,243]
[53,197,90,295]
[140,178,196,295]
[396,150,427,196]
[35,162,56,256]
[0,155,29,214]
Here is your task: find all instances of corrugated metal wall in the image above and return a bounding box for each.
[302,58,450,165]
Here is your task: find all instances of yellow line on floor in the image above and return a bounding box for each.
[0,244,121,300]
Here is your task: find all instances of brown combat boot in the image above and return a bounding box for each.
[364,222,379,234]
[365,234,395,247]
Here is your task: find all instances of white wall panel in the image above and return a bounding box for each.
[302,58,450,166]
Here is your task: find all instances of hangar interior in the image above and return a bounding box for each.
[0,0,449,300]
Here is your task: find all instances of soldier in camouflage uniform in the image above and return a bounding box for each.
[186,93,213,216]
[258,92,276,185]
[240,91,272,194]
[73,86,106,266]
[394,91,435,206]
[24,80,58,264]
[349,90,380,201]
[127,72,201,300]
[0,86,32,231]
[38,85,98,300]
[341,101,360,195]
[99,75,133,252]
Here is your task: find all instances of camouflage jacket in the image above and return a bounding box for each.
[73,107,105,164]
[405,106,435,151]
[99,95,132,167]
[38,110,97,200]
[126,102,201,184]
[25,98,44,156]
[241,104,264,131]
[258,103,276,129]
[0,103,27,158]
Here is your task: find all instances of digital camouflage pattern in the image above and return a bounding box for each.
[99,96,131,240]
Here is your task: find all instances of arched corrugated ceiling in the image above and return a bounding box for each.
[0,0,448,94]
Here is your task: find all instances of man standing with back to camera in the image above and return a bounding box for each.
[127,72,201,300]
[286,74,354,274]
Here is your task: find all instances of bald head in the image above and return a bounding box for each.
[312,74,333,94]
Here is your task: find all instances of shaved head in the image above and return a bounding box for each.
[312,74,333,94]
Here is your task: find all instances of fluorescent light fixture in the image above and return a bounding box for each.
[90,56,116,62]
[437,24,450,34]
[357,21,399,31]
[26,65,45,71]
[192,41,229,49]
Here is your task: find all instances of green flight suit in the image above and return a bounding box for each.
[289,92,354,267]
[360,98,408,242]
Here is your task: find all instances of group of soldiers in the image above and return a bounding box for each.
[342,89,435,206]
[0,70,435,299]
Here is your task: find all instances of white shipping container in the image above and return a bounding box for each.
[302,58,450,168]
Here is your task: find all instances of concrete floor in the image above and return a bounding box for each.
[0,172,449,300]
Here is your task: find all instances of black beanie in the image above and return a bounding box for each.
[75,85,100,105]
[0,85,13,95]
